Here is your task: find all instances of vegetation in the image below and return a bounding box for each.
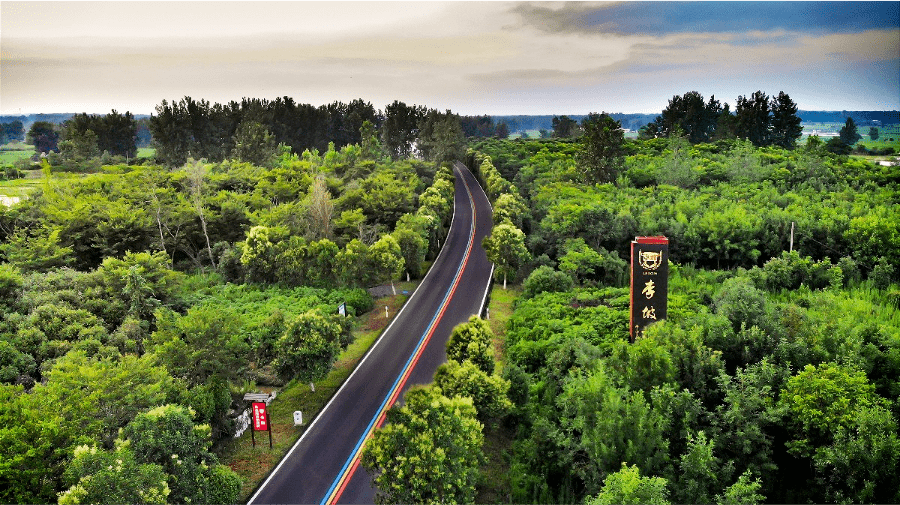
[0,115,457,503]
[1,91,897,504]
[461,127,899,504]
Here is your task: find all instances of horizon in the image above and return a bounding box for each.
[2,1,898,116]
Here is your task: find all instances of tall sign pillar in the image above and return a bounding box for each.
[630,236,669,342]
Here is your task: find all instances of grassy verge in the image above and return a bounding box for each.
[217,281,418,502]
[475,283,520,503]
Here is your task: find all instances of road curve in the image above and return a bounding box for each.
[248,162,494,505]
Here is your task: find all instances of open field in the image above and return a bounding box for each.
[0,142,35,165]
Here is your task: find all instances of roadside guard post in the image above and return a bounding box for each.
[252,402,273,449]
[630,236,669,343]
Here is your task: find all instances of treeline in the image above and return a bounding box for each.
[149,96,504,168]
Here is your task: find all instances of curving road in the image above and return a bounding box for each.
[248,162,494,505]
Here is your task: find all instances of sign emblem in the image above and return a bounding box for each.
[639,250,663,271]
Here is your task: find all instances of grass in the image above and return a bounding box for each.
[0,170,44,201]
[0,142,35,165]
[216,281,418,502]
[137,147,156,158]
[475,283,520,504]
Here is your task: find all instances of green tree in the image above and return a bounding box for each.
[58,443,170,505]
[552,115,578,138]
[521,265,574,300]
[577,113,625,184]
[231,120,277,167]
[121,404,241,505]
[647,91,722,144]
[779,362,877,458]
[58,128,100,166]
[274,310,342,390]
[368,234,405,285]
[558,237,614,285]
[482,221,529,289]
[27,121,60,153]
[0,385,62,504]
[716,470,765,505]
[361,385,484,505]
[31,351,177,448]
[769,91,803,149]
[585,463,669,505]
[393,214,429,280]
[868,126,879,140]
[735,91,771,147]
[149,305,249,387]
[557,363,670,495]
[382,100,425,160]
[433,359,512,421]
[422,115,466,165]
[839,117,862,146]
[446,316,495,374]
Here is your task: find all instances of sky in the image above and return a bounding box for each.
[2,1,898,116]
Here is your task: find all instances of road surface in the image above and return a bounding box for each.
[248,161,494,504]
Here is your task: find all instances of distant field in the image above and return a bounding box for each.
[137,147,155,158]
[0,142,35,164]
[0,170,43,204]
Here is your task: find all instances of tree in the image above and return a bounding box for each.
[716,470,765,505]
[183,159,217,269]
[521,265,574,299]
[361,385,484,505]
[231,120,277,166]
[769,91,803,149]
[149,305,249,387]
[58,443,170,505]
[422,114,466,165]
[558,237,609,285]
[839,117,862,146]
[382,100,425,159]
[557,363,670,495]
[482,221,529,289]
[274,310,342,390]
[869,127,879,141]
[58,128,100,165]
[585,463,670,505]
[434,359,512,421]
[393,214,429,280]
[0,385,61,504]
[779,362,877,459]
[306,175,333,240]
[121,404,241,505]
[368,234,405,285]
[30,351,177,448]
[26,121,59,153]
[495,122,510,139]
[552,115,578,138]
[648,91,722,144]
[577,113,625,184]
[446,316,495,374]
[735,91,771,146]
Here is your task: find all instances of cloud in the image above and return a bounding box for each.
[511,1,900,36]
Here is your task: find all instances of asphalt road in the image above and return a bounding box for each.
[248,162,494,505]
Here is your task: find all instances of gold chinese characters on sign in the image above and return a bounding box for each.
[630,237,669,342]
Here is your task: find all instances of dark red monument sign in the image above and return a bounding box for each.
[630,236,669,342]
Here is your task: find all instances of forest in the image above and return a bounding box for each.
[0,90,898,504]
